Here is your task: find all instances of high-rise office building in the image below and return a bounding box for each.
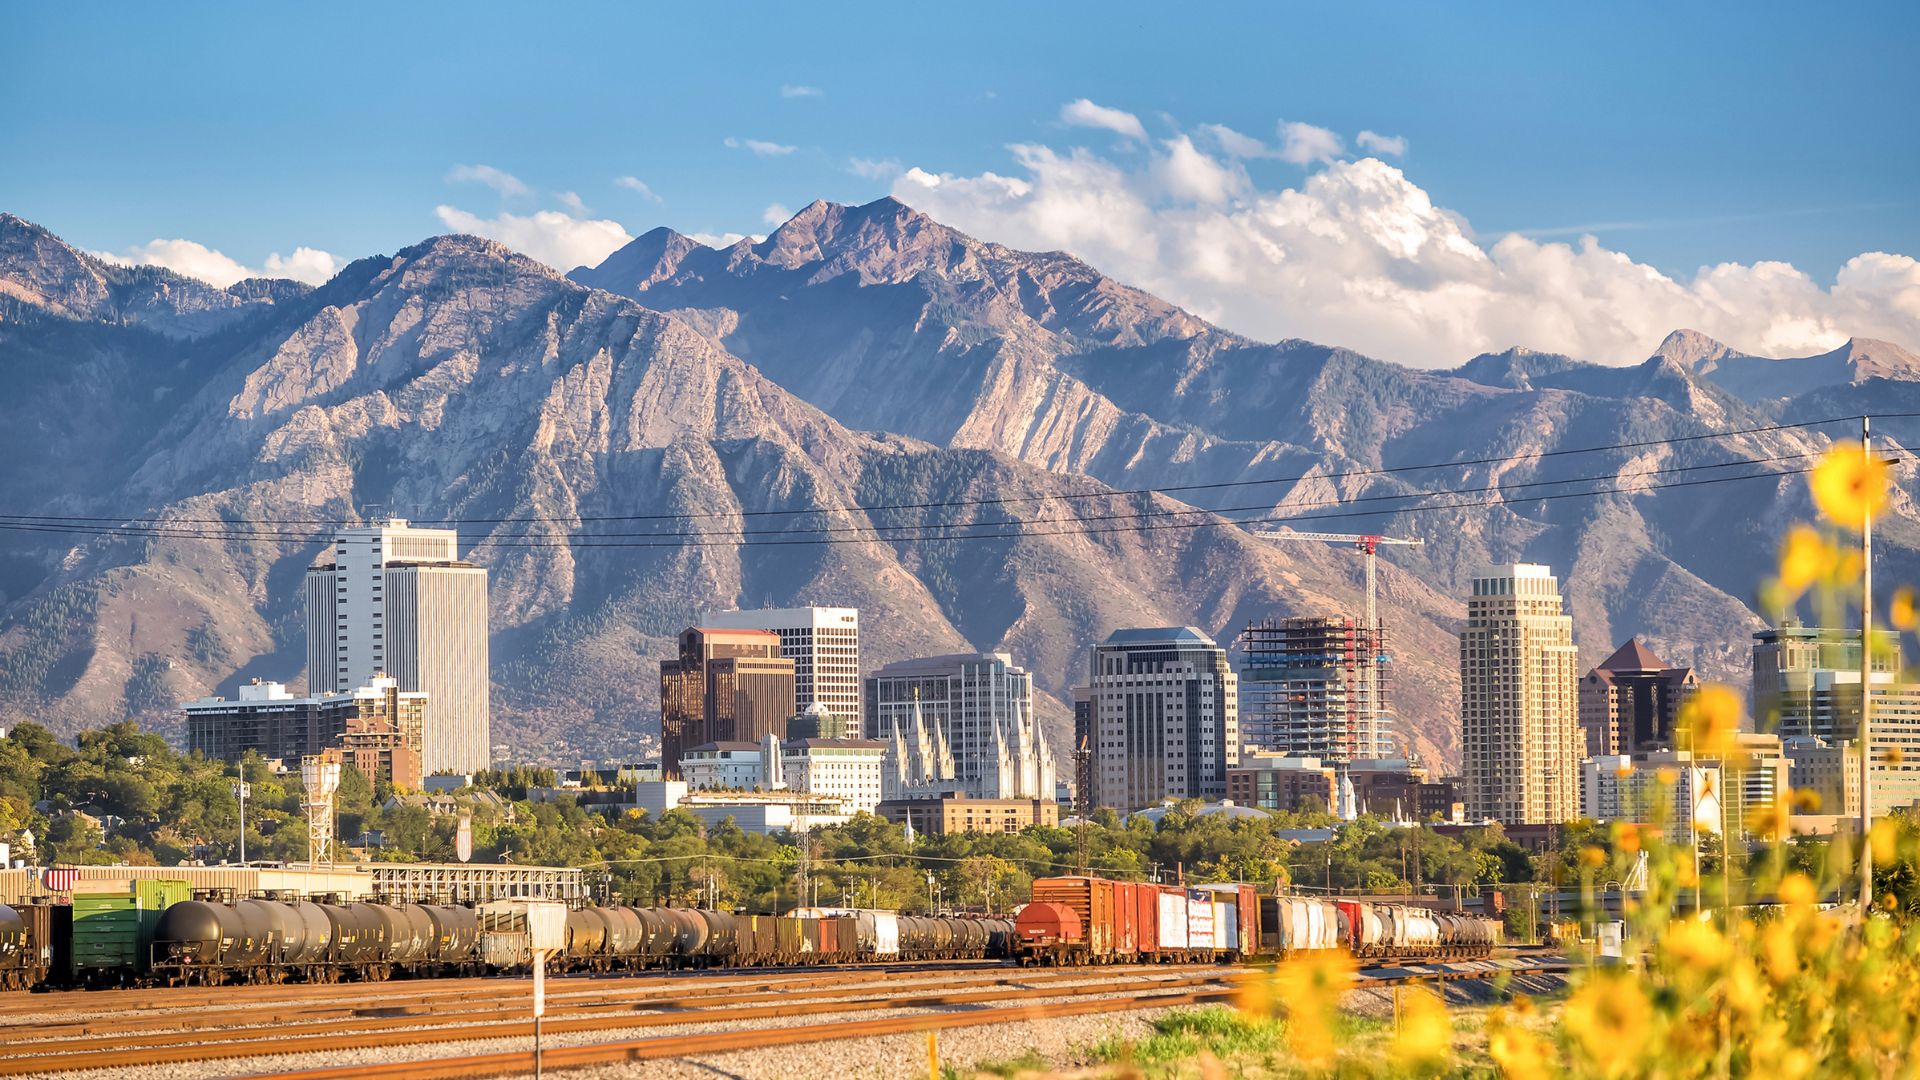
[658,627,796,775]
[1459,564,1581,825]
[703,607,861,736]
[1238,615,1389,764]
[1578,639,1699,756]
[305,519,489,775]
[865,652,1055,800]
[1087,627,1239,811]
[1752,621,1920,812]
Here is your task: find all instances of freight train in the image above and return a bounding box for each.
[0,887,1015,988]
[1011,876,1502,965]
[2,873,1502,991]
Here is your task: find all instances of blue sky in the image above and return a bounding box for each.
[6,3,1917,365]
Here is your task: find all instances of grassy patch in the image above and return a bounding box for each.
[1091,1006,1286,1071]
[946,1048,1052,1078]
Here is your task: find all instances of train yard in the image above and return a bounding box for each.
[0,953,1570,1079]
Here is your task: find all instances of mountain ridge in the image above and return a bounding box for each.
[1,203,1916,772]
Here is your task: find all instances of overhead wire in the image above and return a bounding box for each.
[0,409,1908,530]
[0,450,1825,544]
[0,414,1903,550]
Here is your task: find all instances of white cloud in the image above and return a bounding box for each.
[891,126,1920,367]
[689,231,753,248]
[96,238,343,287]
[614,175,662,202]
[724,136,797,157]
[1277,121,1343,165]
[1198,123,1273,159]
[434,205,633,272]
[556,191,588,215]
[445,163,529,198]
[780,84,823,98]
[261,247,346,284]
[849,157,903,180]
[762,203,793,226]
[1059,98,1148,143]
[1149,136,1245,205]
[1356,130,1408,158]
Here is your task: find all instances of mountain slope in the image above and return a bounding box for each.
[577,198,1920,717]
[0,216,1474,765]
[3,201,1915,772]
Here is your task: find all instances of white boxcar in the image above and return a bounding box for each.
[1157,888,1189,950]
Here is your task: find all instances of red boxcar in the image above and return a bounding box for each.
[1029,876,1116,960]
[1111,881,1139,958]
[1235,884,1259,955]
[1137,881,1162,959]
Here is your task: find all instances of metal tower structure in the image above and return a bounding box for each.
[301,750,343,867]
[1252,530,1425,757]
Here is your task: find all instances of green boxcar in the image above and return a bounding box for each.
[69,878,191,983]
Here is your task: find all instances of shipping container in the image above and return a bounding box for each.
[69,877,189,980]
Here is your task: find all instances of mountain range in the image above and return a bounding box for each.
[0,199,1915,770]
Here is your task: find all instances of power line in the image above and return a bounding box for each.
[0,450,1825,545]
[0,410,1907,530]
[0,461,1825,549]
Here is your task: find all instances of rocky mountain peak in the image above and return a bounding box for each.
[1652,328,1741,369]
[569,226,704,294]
[0,213,300,336]
[752,196,956,282]
[0,212,113,316]
[1826,336,1920,380]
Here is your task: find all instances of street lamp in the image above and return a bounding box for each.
[231,780,251,865]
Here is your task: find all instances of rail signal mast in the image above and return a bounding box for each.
[1251,530,1425,758]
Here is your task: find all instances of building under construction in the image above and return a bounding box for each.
[1238,616,1389,764]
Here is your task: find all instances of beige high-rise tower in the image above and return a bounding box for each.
[1460,564,1581,824]
[306,519,491,776]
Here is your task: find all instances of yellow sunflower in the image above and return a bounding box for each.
[1776,526,1834,597]
[1679,683,1741,759]
[1893,586,1918,631]
[1809,440,1889,530]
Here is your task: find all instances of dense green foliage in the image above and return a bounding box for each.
[12,720,1910,928]
[0,719,1539,912]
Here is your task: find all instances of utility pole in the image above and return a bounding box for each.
[1860,417,1876,915]
[231,780,250,865]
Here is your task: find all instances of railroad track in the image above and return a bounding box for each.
[253,961,1573,1080]
[0,959,1569,1078]
[0,959,1012,1019]
[0,965,1217,1060]
[0,965,1229,1075]
[0,963,1041,1038]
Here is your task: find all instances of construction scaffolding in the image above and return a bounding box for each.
[1239,615,1390,763]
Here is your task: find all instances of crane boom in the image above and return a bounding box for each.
[1249,528,1425,759]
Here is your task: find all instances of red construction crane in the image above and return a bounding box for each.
[1251,529,1425,757]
